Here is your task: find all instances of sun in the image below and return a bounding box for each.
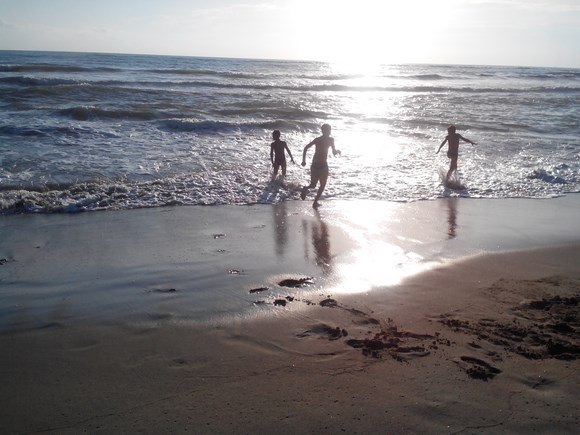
[286,0,442,65]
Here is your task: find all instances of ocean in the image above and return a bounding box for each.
[1,50,579,214]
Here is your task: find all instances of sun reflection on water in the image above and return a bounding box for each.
[320,201,439,294]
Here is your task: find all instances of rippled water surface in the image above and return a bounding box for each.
[1,51,579,213]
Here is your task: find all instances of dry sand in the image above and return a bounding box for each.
[1,197,579,434]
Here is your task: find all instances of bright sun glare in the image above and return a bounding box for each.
[325,202,438,294]
[288,0,441,65]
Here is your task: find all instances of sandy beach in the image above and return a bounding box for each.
[1,196,579,434]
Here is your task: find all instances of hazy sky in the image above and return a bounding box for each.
[1,0,579,67]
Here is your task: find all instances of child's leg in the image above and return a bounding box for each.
[313,174,328,207]
[301,174,318,200]
[446,158,458,181]
[445,167,454,182]
[300,185,307,200]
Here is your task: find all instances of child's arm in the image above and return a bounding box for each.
[302,142,314,166]
[284,142,294,163]
[330,138,341,156]
[270,143,275,164]
[436,137,448,154]
[459,135,476,145]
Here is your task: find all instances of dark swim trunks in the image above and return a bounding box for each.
[311,162,329,179]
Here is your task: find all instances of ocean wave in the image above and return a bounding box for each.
[0,76,84,87]
[256,119,320,132]
[147,68,217,76]
[160,119,243,133]
[0,63,121,73]
[527,168,567,184]
[0,172,282,214]
[0,125,46,137]
[158,118,318,134]
[216,106,327,120]
[147,68,271,80]
[0,76,483,94]
[408,74,445,80]
[58,106,162,121]
[1,173,577,215]
[2,158,578,215]
[303,73,363,81]
[52,102,323,126]
[2,52,579,213]
[0,124,100,139]
[159,82,580,95]
[526,71,580,80]
[4,74,578,96]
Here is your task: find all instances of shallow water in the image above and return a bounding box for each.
[1,196,579,329]
[1,51,579,213]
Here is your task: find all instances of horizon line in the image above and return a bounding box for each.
[1,48,578,70]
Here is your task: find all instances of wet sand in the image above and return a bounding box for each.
[0,197,579,433]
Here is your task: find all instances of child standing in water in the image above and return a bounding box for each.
[300,124,341,208]
[270,130,294,179]
[436,125,476,182]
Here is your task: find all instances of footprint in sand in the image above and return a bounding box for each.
[521,375,556,390]
[297,323,348,341]
[319,298,338,307]
[278,277,314,288]
[454,356,502,381]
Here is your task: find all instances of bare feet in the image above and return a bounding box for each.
[300,186,308,200]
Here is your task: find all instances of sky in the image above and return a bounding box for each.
[1,0,580,68]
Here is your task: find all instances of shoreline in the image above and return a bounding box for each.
[1,196,579,433]
[1,195,580,327]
